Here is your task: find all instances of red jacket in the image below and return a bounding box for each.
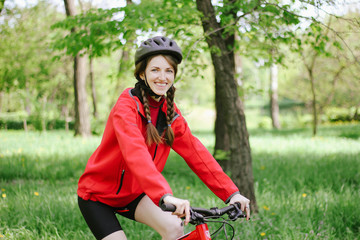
[77,88,239,207]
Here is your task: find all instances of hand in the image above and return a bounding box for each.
[229,193,250,220]
[163,195,191,225]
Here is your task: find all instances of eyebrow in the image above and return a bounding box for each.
[149,65,174,70]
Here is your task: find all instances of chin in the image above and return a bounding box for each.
[153,89,169,96]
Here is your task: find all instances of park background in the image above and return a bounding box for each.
[0,0,360,239]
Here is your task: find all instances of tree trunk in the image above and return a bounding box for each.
[270,62,281,129]
[309,69,318,136]
[89,57,98,118]
[74,53,91,136]
[302,54,318,136]
[0,91,3,112]
[64,0,91,137]
[196,0,257,212]
[41,96,47,132]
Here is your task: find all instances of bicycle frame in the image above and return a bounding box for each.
[177,223,211,240]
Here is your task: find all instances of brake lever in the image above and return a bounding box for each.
[228,203,246,221]
[189,210,205,225]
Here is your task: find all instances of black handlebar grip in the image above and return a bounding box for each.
[160,203,176,212]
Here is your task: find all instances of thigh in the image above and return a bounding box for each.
[134,195,184,237]
[78,196,123,240]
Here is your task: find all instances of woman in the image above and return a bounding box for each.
[77,36,250,240]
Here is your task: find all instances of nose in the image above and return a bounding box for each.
[159,70,166,80]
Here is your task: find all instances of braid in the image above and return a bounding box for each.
[140,88,162,145]
[164,86,176,146]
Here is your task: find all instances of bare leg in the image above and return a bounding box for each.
[135,195,184,240]
[101,230,127,240]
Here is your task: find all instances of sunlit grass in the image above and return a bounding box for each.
[0,124,359,239]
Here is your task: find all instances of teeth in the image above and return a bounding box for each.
[156,83,166,86]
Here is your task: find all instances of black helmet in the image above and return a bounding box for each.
[135,36,183,65]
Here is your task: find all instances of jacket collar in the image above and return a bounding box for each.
[129,88,169,135]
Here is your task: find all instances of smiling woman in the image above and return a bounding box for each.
[76,36,250,240]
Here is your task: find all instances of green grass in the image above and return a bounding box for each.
[0,124,359,239]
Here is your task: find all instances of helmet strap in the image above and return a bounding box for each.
[141,75,162,99]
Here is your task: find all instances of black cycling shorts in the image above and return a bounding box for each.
[78,193,146,240]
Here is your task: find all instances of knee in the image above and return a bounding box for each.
[161,218,184,240]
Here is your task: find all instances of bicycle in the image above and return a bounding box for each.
[160,202,246,240]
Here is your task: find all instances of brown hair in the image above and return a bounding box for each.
[134,55,178,146]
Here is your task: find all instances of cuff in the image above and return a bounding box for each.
[159,193,173,206]
[225,191,240,204]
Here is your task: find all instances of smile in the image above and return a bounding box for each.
[155,83,167,87]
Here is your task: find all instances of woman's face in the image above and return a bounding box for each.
[140,55,175,98]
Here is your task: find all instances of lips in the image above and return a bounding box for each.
[155,82,167,87]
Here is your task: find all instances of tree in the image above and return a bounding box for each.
[270,56,281,129]
[63,0,91,137]
[196,0,258,211]
[286,12,360,134]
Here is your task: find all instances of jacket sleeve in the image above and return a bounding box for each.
[112,98,172,206]
[171,110,239,203]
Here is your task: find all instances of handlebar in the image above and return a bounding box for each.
[160,202,246,224]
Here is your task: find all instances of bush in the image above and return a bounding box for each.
[0,112,28,130]
[0,112,74,130]
[325,107,357,123]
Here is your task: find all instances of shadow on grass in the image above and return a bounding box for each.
[0,152,90,181]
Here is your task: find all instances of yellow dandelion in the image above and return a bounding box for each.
[271,212,276,215]
[260,165,265,170]
[34,192,39,196]
[302,193,307,198]
[2,193,6,198]
[263,205,270,211]
[260,232,266,236]
[186,186,191,190]
[1,188,5,192]
[0,234,4,238]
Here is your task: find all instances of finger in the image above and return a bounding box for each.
[240,203,246,212]
[176,206,185,216]
[184,201,190,225]
[245,204,250,220]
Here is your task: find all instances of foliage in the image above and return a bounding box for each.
[0,2,74,128]
[278,12,360,127]
[1,0,359,137]
[1,125,359,239]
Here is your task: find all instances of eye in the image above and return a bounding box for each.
[166,69,174,73]
[151,69,158,72]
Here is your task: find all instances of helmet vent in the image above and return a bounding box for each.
[169,41,173,46]
[154,39,161,46]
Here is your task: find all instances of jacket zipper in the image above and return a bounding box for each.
[153,145,158,161]
[116,169,125,194]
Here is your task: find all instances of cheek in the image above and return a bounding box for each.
[168,73,175,81]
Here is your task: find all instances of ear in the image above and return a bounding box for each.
[139,72,145,81]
